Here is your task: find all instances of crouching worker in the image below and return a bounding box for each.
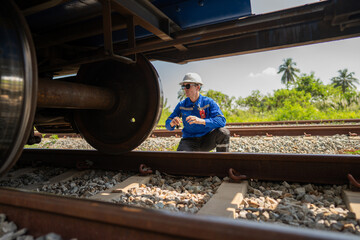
[165,73,230,152]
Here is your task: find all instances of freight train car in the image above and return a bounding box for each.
[1,0,359,175]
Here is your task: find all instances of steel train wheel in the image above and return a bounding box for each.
[74,54,163,154]
[0,1,38,175]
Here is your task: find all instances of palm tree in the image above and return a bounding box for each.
[278,58,300,88]
[331,69,359,93]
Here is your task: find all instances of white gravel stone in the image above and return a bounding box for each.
[39,170,132,198]
[32,134,360,155]
[111,171,219,214]
[237,180,360,235]
[0,167,68,188]
[0,214,64,240]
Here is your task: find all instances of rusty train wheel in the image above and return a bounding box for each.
[0,1,38,176]
[74,54,163,154]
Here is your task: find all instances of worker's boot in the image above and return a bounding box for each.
[216,144,229,152]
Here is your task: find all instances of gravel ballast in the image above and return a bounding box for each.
[31,134,360,154]
[238,180,360,235]
[0,213,64,240]
[111,171,221,214]
[39,170,133,198]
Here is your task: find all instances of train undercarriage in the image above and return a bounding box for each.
[1,0,360,176]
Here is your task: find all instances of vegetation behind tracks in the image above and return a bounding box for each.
[159,58,360,125]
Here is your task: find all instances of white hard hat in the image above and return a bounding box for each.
[179,72,203,85]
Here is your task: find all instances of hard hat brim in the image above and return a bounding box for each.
[179,80,203,85]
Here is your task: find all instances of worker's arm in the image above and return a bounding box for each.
[204,100,226,128]
[165,104,182,130]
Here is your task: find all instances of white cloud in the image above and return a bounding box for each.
[263,67,277,76]
[249,72,261,78]
[249,67,277,78]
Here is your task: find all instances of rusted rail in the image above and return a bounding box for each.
[19,149,360,185]
[152,124,360,137]
[37,120,360,138]
[156,119,360,128]
[0,188,356,240]
[225,119,360,126]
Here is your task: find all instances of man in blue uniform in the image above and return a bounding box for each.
[166,73,230,152]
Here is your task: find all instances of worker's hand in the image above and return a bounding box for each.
[170,117,182,128]
[186,116,205,125]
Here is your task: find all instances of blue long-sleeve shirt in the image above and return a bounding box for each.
[165,95,226,138]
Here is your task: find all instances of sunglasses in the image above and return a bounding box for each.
[181,84,196,90]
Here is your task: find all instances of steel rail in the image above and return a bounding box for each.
[19,149,360,185]
[0,188,356,240]
[36,122,360,138]
[225,119,360,126]
[157,119,360,128]
[152,124,360,137]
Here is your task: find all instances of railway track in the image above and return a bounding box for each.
[151,124,360,138]
[17,149,360,184]
[156,119,360,128]
[1,149,360,239]
[38,120,360,139]
[1,188,357,240]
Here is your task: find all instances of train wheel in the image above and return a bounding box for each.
[0,1,38,175]
[74,54,163,154]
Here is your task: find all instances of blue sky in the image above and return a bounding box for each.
[152,0,360,109]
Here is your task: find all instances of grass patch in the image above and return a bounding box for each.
[341,149,360,155]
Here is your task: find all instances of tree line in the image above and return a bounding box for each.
[159,58,359,124]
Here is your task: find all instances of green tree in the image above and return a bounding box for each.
[204,89,234,112]
[295,73,326,99]
[274,101,320,121]
[243,90,263,108]
[325,88,360,111]
[234,91,272,115]
[235,96,246,109]
[278,58,300,88]
[267,89,311,109]
[331,69,359,94]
